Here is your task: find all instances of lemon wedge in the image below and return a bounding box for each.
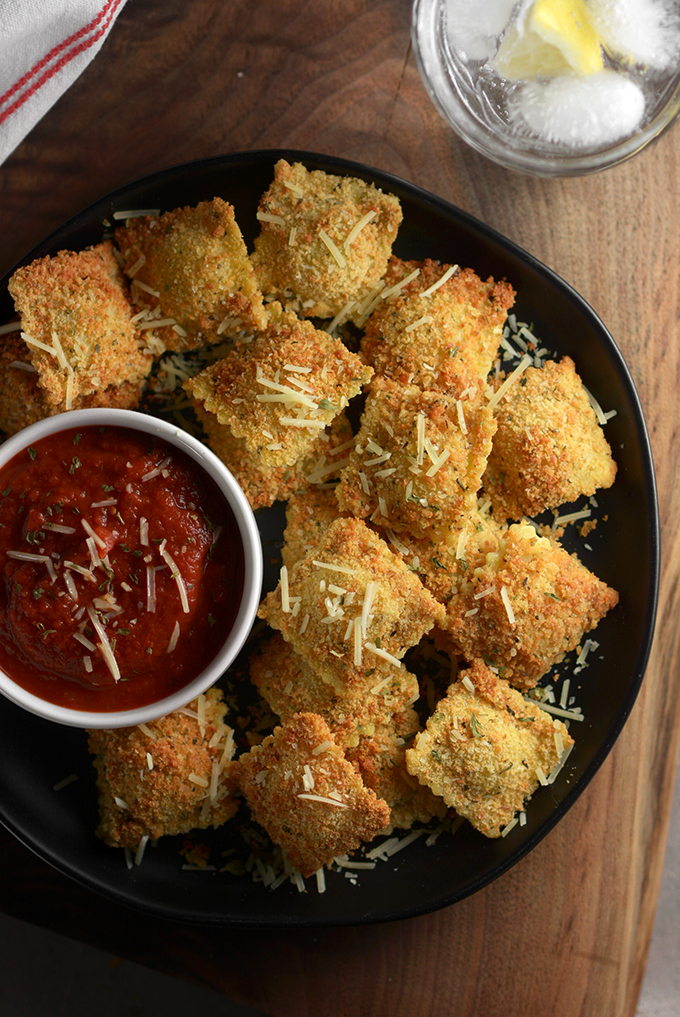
[495,0,604,81]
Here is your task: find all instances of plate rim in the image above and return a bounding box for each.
[0,148,661,927]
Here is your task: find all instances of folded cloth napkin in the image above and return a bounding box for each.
[0,0,128,167]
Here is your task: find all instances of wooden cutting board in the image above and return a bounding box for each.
[1,3,679,1015]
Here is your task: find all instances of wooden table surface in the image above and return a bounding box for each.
[1,3,680,1015]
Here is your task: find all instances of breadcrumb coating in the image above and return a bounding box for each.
[260,517,446,691]
[187,302,371,468]
[251,159,402,321]
[8,242,152,407]
[361,259,515,398]
[0,334,144,435]
[443,522,619,688]
[281,487,346,567]
[337,378,496,541]
[231,712,391,877]
[483,356,617,520]
[249,632,419,743]
[88,688,238,849]
[405,659,573,837]
[115,198,267,350]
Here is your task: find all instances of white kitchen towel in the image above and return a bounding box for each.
[0,0,128,167]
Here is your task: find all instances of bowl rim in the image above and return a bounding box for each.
[411,0,680,177]
[0,407,263,729]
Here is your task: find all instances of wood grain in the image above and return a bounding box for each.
[1,2,680,1015]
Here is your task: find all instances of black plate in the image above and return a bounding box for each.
[0,150,659,927]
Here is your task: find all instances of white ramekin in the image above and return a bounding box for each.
[0,408,262,728]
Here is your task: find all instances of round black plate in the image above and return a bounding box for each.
[0,150,659,927]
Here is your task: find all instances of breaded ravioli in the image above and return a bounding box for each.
[251,159,402,321]
[187,303,372,469]
[88,689,238,849]
[337,378,496,541]
[115,198,267,350]
[405,660,573,837]
[281,487,346,567]
[0,334,145,435]
[249,632,420,741]
[192,401,349,511]
[483,356,617,520]
[388,502,507,605]
[231,712,391,877]
[345,713,449,832]
[259,517,446,691]
[360,258,515,399]
[443,522,618,688]
[7,242,152,407]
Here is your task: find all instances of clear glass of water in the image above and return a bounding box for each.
[412,0,680,176]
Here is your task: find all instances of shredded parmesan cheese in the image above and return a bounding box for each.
[405,315,433,333]
[500,585,516,626]
[257,211,286,225]
[297,793,348,808]
[86,603,120,682]
[280,565,290,613]
[318,229,346,267]
[81,518,106,550]
[364,642,402,668]
[22,333,58,357]
[312,560,356,576]
[420,264,458,297]
[344,209,377,249]
[487,355,533,411]
[159,543,189,613]
[416,412,426,465]
[353,617,363,666]
[167,620,180,652]
[381,268,420,301]
[113,208,160,220]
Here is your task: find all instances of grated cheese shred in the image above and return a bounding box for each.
[420,264,458,297]
[318,229,346,267]
[487,354,533,411]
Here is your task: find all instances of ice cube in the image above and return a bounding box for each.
[510,69,646,148]
[589,0,680,70]
[445,0,523,61]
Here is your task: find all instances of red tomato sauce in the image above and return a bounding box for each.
[0,425,245,712]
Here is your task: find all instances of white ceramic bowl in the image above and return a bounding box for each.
[0,408,263,728]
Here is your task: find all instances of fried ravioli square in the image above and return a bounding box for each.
[483,356,617,520]
[249,632,420,740]
[405,659,573,837]
[187,303,371,469]
[360,258,515,398]
[443,522,618,688]
[192,401,349,511]
[336,378,496,541]
[115,198,267,350]
[260,518,445,690]
[388,502,507,605]
[230,712,391,877]
[251,159,402,321]
[88,688,238,849]
[8,242,152,407]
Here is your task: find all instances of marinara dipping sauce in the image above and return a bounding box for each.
[0,425,245,712]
